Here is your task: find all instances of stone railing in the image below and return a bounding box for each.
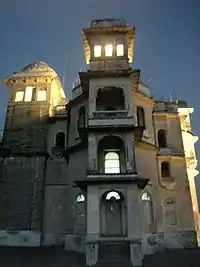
[53,105,67,117]
[91,110,128,120]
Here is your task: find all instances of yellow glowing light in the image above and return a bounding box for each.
[15,91,24,102]
[105,44,113,57]
[117,44,124,56]
[94,45,101,57]
[24,86,33,102]
[37,89,47,101]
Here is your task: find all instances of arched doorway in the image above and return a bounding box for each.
[101,191,126,236]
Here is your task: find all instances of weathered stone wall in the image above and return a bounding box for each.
[3,104,50,153]
[0,156,46,231]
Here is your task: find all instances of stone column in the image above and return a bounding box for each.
[127,184,143,266]
[88,134,97,172]
[86,185,99,266]
[86,243,99,266]
[88,84,96,116]
[87,185,100,238]
[125,133,135,172]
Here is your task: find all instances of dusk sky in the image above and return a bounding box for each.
[0,1,200,191]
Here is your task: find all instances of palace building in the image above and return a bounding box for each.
[0,18,199,266]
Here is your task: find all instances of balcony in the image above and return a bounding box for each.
[88,110,134,130]
[75,170,148,190]
[53,105,68,118]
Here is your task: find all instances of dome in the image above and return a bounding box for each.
[13,61,58,77]
[22,61,57,75]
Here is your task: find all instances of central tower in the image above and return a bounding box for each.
[76,18,148,266]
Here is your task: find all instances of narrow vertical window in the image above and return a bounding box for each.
[158,129,167,147]
[94,45,101,57]
[15,91,24,102]
[137,106,145,128]
[55,132,65,148]
[24,86,33,102]
[105,44,113,57]
[116,44,124,56]
[161,161,170,177]
[77,106,86,129]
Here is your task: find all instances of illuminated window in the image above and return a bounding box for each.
[105,44,113,57]
[94,45,101,57]
[117,44,124,56]
[37,88,47,101]
[76,194,85,203]
[15,91,24,102]
[105,152,120,173]
[106,191,120,200]
[24,86,33,102]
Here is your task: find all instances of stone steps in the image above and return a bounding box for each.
[98,241,132,266]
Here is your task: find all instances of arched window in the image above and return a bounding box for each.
[142,192,153,232]
[76,194,85,203]
[105,191,121,201]
[77,106,86,129]
[163,198,177,226]
[105,152,120,174]
[161,161,170,177]
[74,194,85,232]
[137,106,145,128]
[55,132,65,148]
[158,129,167,147]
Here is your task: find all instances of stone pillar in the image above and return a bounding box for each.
[88,134,97,171]
[86,186,99,266]
[87,186,100,239]
[88,83,96,116]
[125,133,135,172]
[86,243,99,266]
[130,242,143,267]
[127,185,143,266]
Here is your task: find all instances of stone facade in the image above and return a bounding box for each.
[0,18,199,266]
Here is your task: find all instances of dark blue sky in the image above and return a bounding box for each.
[0,0,200,190]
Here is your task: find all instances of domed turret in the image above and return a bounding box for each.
[13,60,58,77]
